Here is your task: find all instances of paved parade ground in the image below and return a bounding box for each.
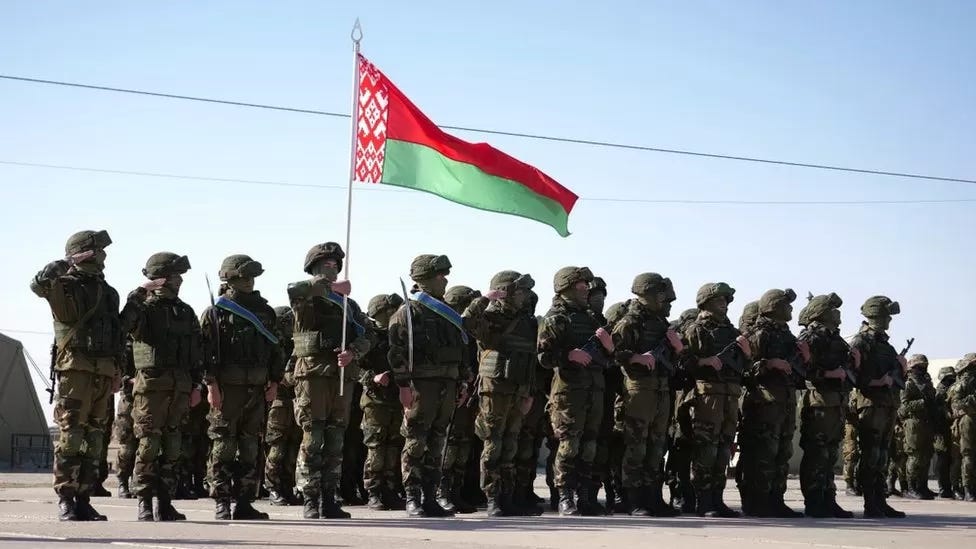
[0,473,973,549]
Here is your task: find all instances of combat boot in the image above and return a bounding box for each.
[679,484,696,514]
[232,498,269,520]
[136,496,154,521]
[117,477,133,499]
[844,479,861,497]
[558,488,579,516]
[862,484,885,518]
[421,484,454,517]
[626,487,650,517]
[694,489,714,517]
[803,491,831,518]
[321,489,351,519]
[513,486,544,516]
[548,486,560,511]
[826,492,854,519]
[435,476,458,514]
[405,488,426,518]
[367,489,387,511]
[57,495,79,521]
[880,498,906,519]
[74,495,107,521]
[604,483,617,516]
[740,490,769,518]
[485,495,506,517]
[938,486,956,499]
[768,491,803,518]
[90,483,111,498]
[268,489,288,506]
[155,495,186,521]
[965,487,976,502]
[303,493,320,519]
[382,485,406,510]
[647,483,680,517]
[449,473,478,514]
[708,488,740,518]
[886,475,901,497]
[577,483,607,516]
[215,498,232,520]
[918,481,938,500]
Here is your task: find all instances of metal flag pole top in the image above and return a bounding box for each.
[338,18,363,397]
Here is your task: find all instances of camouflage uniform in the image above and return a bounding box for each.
[537,266,605,516]
[201,255,284,520]
[436,286,482,514]
[611,273,681,517]
[288,243,373,519]
[360,294,406,510]
[947,354,976,501]
[114,341,137,499]
[31,229,120,522]
[681,282,742,518]
[341,382,368,506]
[463,271,539,516]
[842,390,860,494]
[899,355,938,499]
[587,278,621,510]
[388,254,472,517]
[120,252,202,521]
[178,385,210,498]
[738,289,803,518]
[264,306,302,506]
[888,411,908,496]
[664,308,699,512]
[933,366,957,498]
[849,296,906,518]
[514,291,549,506]
[796,293,854,518]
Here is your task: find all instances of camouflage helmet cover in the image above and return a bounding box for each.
[798,292,843,327]
[142,252,191,279]
[588,276,608,296]
[908,354,929,368]
[759,288,797,315]
[303,242,345,274]
[695,282,735,308]
[938,366,957,381]
[367,293,404,318]
[444,285,481,309]
[553,266,594,293]
[410,254,452,281]
[65,229,112,255]
[861,295,900,318]
[218,254,264,281]
[631,273,674,300]
[490,270,535,293]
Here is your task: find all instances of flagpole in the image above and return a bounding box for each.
[339,19,363,398]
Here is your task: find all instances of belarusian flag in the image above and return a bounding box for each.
[354,54,577,237]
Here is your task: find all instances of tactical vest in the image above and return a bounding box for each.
[478,310,537,387]
[212,302,275,386]
[131,298,200,371]
[899,371,935,420]
[750,318,797,388]
[53,273,122,358]
[690,315,740,384]
[949,370,976,418]
[800,323,849,393]
[411,303,467,379]
[292,296,345,360]
[362,326,399,402]
[852,327,898,406]
[621,308,670,384]
[547,300,603,391]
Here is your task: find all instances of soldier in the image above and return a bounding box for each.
[888,420,908,497]
[538,266,610,516]
[738,289,805,518]
[287,242,372,519]
[934,365,958,498]
[120,252,203,521]
[514,289,548,508]
[360,293,406,510]
[388,254,472,517]
[31,229,121,521]
[947,353,976,501]
[201,254,284,520]
[178,384,210,499]
[436,286,481,514]
[586,278,621,512]
[115,340,137,499]
[849,295,906,518]
[738,301,759,334]
[681,282,750,518]
[462,271,539,516]
[264,306,303,506]
[899,354,938,499]
[665,308,699,513]
[796,292,855,518]
[611,273,683,517]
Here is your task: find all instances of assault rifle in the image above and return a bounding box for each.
[892,337,914,390]
[47,340,57,404]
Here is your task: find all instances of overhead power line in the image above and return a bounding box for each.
[3,159,975,205]
[2,74,975,186]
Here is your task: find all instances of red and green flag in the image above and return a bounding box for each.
[354,54,578,236]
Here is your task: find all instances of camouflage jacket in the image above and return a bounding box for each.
[849,323,898,408]
[537,296,603,392]
[898,369,936,420]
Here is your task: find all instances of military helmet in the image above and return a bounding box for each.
[631,273,675,300]
[589,276,608,296]
[738,301,760,332]
[798,292,843,327]
[142,252,191,279]
[490,270,535,293]
[367,293,404,318]
[605,300,629,326]
[908,354,929,368]
[218,254,264,281]
[303,242,345,274]
[759,288,797,315]
[671,307,699,332]
[444,285,481,310]
[553,266,594,293]
[410,254,452,281]
[938,366,957,381]
[695,282,735,308]
[65,229,112,255]
[957,352,976,373]
[861,295,900,318]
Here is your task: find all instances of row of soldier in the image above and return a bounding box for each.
[31,229,976,522]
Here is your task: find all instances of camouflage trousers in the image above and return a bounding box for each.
[596,371,624,493]
[401,379,456,491]
[264,395,302,495]
[902,417,934,484]
[52,370,114,497]
[688,383,740,494]
[855,405,896,496]
[474,378,526,497]
[842,421,859,487]
[294,376,352,497]
[100,395,114,486]
[341,383,367,501]
[550,385,603,490]
[114,393,137,480]
[665,389,695,501]
[618,382,670,489]
[441,393,476,494]
[132,389,190,498]
[888,422,907,485]
[799,404,843,498]
[361,400,404,492]
[953,415,976,489]
[207,385,266,500]
[515,393,548,493]
[179,399,210,490]
[738,393,796,500]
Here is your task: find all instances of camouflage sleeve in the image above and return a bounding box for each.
[387,305,412,386]
[537,312,572,370]
[462,297,498,347]
[747,328,773,376]
[29,260,69,299]
[265,307,285,384]
[612,315,646,378]
[199,306,218,383]
[187,304,205,386]
[30,263,77,321]
[849,332,875,390]
[459,339,476,382]
[347,300,375,361]
[680,323,707,376]
[119,287,149,338]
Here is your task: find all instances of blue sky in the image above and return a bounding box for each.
[2,1,974,419]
